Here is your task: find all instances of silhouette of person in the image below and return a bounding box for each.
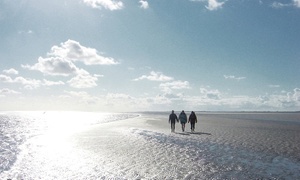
[169,110,178,132]
[179,110,187,132]
[188,111,197,132]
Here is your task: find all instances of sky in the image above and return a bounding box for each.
[0,0,300,112]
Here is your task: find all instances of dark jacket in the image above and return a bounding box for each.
[188,112,197,123]
[179,112,187,123]
[169,113,178,123]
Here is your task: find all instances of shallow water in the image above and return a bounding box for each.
[0,111,299,179]
[0,111,138,178]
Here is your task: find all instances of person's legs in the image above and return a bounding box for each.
[191,122,195,132]
[171,122,175,132]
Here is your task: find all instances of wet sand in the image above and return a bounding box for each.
[1,112,300,179]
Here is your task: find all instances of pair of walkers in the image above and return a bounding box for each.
[169,110,197,133]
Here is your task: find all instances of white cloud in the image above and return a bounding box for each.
[139,0,149,9]
[18,30,34,35]
[190,0,226,11]
[49,39,118,65]
[268,84,280,88]
[106,93,132,99]
[3,68,19,75]
[0,88,21,95]
[24,40,118,76]
[223,88,300,110]
[14,77,41,89]
[291,88,300,101]
[294,0,300,7]
[0,74,41,89]
[66,87,300,111]
[94,74,104,78]
[271,0,300,8]
[224,75,246,81]
[271,2,290,8]
[1,74,64,88]
[22,57,79,76]
[67,70,98,88]
[0,74,13,82]
[200,87,221,100]
[83,0,124,10]
[206,0,225,11]
[151,95,173,105]
[22,40,116,89]
[256,90,300,110]
[43,79,65,86]
[159,80,190,93]
[65,90,90,97]
[133,71,173,81]
[163,93,184,100]
[102,93,176,111]
[169,86,300,111]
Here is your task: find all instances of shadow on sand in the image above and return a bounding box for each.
[188,132,212,136]
[174,132,190,136]
[175,132,212,136]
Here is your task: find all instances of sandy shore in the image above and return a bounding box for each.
[71,112,300,179]
[1,112,300,179]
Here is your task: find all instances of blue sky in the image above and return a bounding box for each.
[0,0,299,112]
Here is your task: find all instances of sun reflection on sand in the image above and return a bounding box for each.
[20,111,98,174]
[36,111,106,153]
[43,111,107,135]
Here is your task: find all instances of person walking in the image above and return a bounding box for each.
[179,110,187,132]
[188,111,197,132]
[169,110,178,132]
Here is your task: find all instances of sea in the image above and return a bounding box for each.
[0,111,299,179]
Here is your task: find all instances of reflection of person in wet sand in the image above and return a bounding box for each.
[179,110,187,132]
[169,110,178,132]
[188,111,197,132]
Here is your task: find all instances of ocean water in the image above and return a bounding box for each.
[0,111,138,179]
[0,111,299,179]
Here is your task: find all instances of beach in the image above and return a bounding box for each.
[1,111,300,179]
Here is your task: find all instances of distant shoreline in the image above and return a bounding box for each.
[137,111,300,114]
[1,110,299,114]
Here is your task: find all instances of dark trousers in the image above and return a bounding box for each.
[190,122,195,131]
[171,122,175,131]
[181,123,186,131]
